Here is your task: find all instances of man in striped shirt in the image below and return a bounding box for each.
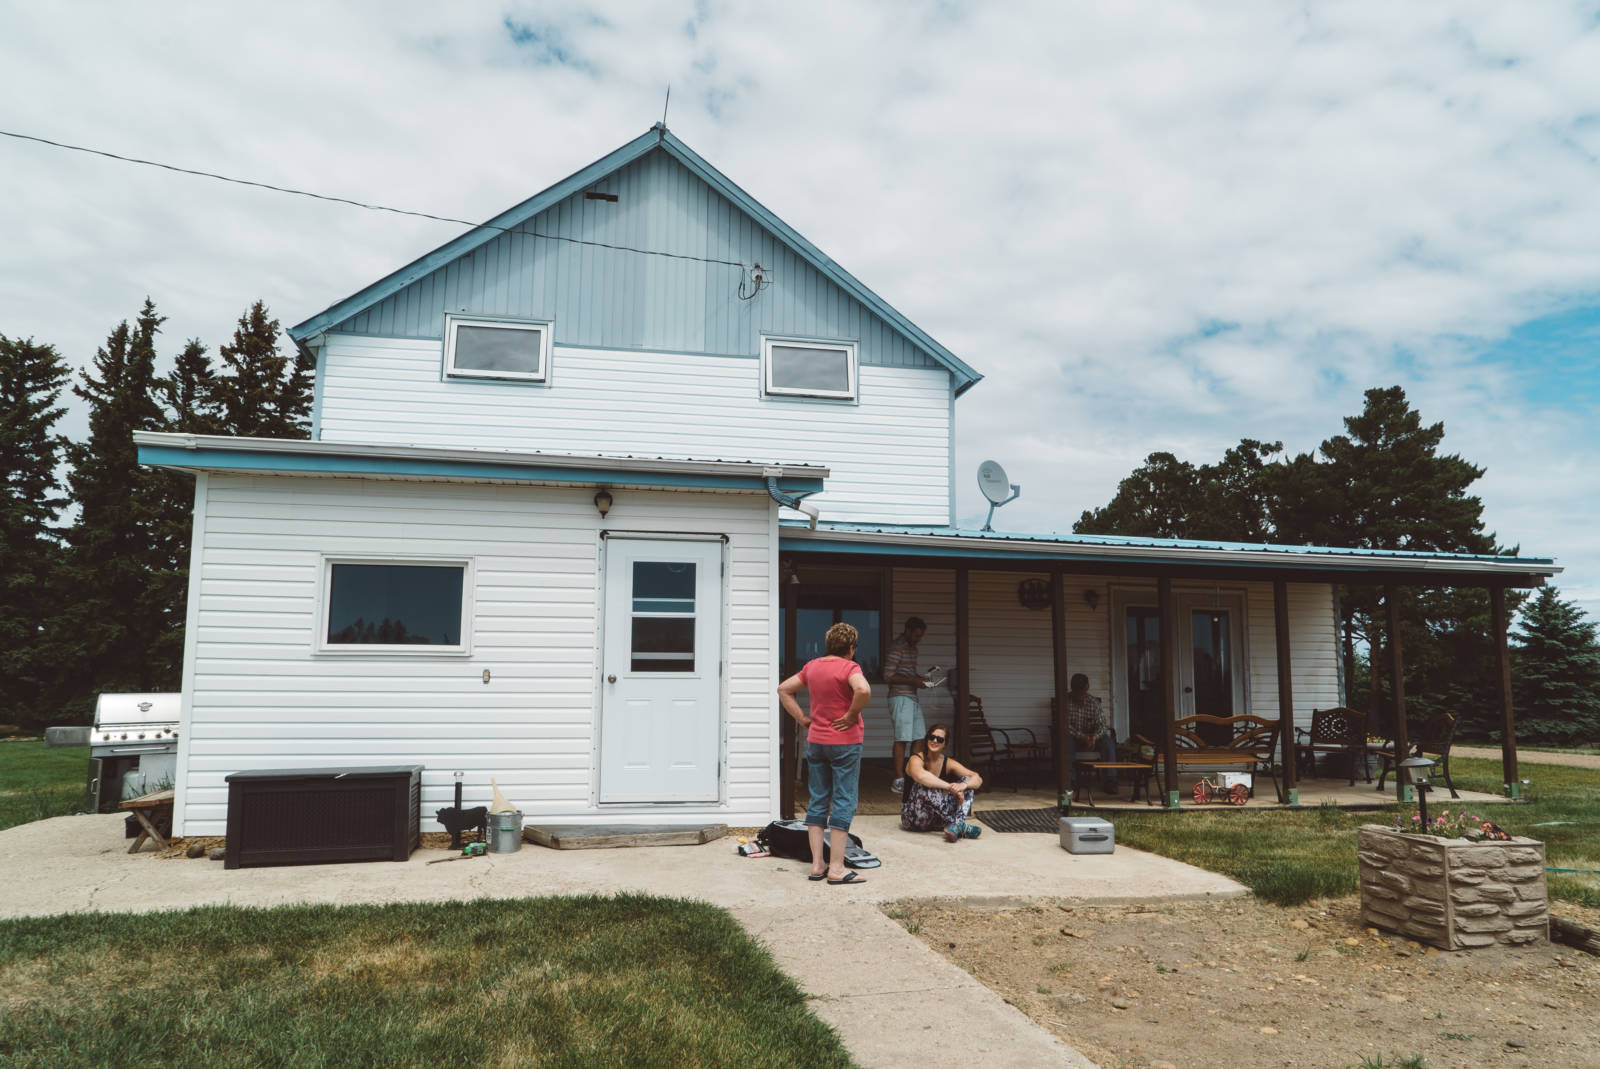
[886,616,929,794]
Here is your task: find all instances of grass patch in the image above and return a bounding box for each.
[0,740,87,832]
[1111,756,1599,907]
[0,895,856,1069]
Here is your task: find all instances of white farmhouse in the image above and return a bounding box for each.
[139,125,1558,837]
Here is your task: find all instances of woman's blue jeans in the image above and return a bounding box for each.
[805,742,862,831]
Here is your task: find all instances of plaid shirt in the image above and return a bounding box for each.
[1064,693,1107,738]
[884,637,919,698]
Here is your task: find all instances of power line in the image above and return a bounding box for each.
[0,127,749,270]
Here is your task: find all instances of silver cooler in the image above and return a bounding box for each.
[1059,816,1114,854]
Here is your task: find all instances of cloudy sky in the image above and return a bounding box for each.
[4,2,1599,616]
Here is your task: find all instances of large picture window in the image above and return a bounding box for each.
[444,315,552,383]
[320,559,470,654]
[761,337,858,401]
[779,565,887,678]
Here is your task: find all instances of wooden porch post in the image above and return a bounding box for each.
[1158,574,1180,808]
[1051,566,1071,803]
[1273,578,1298,804]
[1385,583,1411,802]
[1491,585,1521,797]
[956,565,971,762]
[779,568,799,819]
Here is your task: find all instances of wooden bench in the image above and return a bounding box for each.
[1138,714,1284,802]
[120,788,174,854]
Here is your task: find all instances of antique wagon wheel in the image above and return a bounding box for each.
[1228,783,1249,806]
[1192,779,1212,805]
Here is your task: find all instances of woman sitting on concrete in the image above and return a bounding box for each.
[899,723,983,841]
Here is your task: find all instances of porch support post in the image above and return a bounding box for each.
[1158,574,1181,809]
[1491,585,1521,797]
[1273,578,1298,805]
[779,568,799,819]
[1385,583,1412,802]
[1050,566,1071,804]
[956,565,971,762]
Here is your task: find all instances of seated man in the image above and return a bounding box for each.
[1065,673,1119,794]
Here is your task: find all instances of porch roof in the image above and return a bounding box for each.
[779,520,1559,587]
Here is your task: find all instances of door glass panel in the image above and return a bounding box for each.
[1124,608,1162,740]
[1190,610,1233,719]
[631,561,696,672]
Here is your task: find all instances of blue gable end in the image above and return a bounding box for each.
[291,126,981,391]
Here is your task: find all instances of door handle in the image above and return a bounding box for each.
[607,674,617,683]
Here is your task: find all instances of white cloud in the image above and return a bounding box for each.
[3,0,1599,611]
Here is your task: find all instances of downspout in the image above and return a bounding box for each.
[765,473,819,530]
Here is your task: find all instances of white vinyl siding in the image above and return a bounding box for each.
[317,335,951,525]
[174,473,775,837]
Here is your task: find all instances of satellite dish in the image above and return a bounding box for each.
[976,460,1021,531]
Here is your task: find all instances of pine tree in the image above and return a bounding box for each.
[0,334,71,724]
[1512,588,1600,745]
[55,300,177,717]
[210,301,313,438]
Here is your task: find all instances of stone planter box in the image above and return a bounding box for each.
[1357,824,1548,950]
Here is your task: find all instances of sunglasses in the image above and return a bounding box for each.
[926,734,947,744]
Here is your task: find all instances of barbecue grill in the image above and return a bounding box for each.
[88,692,180,812]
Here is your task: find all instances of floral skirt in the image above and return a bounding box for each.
[900,780,975,832]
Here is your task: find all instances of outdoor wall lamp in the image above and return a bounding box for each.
[1082,589,1100,610]
[593,489,613,519]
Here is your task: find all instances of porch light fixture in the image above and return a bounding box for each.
[1400,755,1436,824]
[1082,589,1100,610]
[593,489,614,518]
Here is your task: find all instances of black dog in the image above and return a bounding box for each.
[434,804,488,846]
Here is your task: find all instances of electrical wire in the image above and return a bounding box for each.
[0,127,750,270]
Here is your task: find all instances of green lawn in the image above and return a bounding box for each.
[0,740,88,832]
[0,895,857,1069]
[1112,755,1600,908]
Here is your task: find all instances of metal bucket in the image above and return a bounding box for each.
[488,810,523,854]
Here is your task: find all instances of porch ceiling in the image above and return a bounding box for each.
[779,521,1558,588]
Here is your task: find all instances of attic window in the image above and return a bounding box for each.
[584,191,619,202]
[761,337,858,401]
[444,315,551,383]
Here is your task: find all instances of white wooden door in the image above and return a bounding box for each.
[599,536,723,803]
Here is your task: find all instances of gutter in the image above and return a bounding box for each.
[766,471,819,530]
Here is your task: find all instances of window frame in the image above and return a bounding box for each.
[316,555,474,657]
[760,335,859,402]
[443,314,553,384]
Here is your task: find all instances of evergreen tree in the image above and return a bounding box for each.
[1077,439,1283,542]
[0,335,71,724]
[210,301,313,438]
[1511,588,1600,745]
[55,300,178,718]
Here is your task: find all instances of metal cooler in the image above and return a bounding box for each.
[1059,815,1115,854]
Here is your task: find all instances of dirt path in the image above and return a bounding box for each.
[893,895,1600,1069]
[1455,746,1600,770]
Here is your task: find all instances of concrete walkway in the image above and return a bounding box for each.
[1,813,1247,1068]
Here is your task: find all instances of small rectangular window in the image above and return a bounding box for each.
[762,337,857,400]
[321,560,470,654]
[444,315,551,383]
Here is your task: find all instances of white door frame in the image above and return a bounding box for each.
[595,532,728,805]
[1108,585,1251,731]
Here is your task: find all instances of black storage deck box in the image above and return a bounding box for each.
[224,765,422,869]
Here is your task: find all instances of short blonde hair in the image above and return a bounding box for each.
[824,621,859,657]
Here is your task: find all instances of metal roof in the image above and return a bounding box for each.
[779,520,1559,583]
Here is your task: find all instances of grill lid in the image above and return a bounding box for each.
[92,692,180,746]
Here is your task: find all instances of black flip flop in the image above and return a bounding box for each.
[807,872,827,881]
[826,871,866,885]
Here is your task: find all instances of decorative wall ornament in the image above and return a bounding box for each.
[1016,577,1051,610]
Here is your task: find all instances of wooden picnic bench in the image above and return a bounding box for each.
[120,788,174,854]
[1137,714,1284,803]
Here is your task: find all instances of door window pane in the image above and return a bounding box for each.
[630,561,696,672]
[1190,610,1234,719]
[327,564,464,646]
[1124,608,1162,739]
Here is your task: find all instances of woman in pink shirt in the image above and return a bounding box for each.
[777,621,873,885]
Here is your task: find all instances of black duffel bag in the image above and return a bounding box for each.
[756,819,880,868]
